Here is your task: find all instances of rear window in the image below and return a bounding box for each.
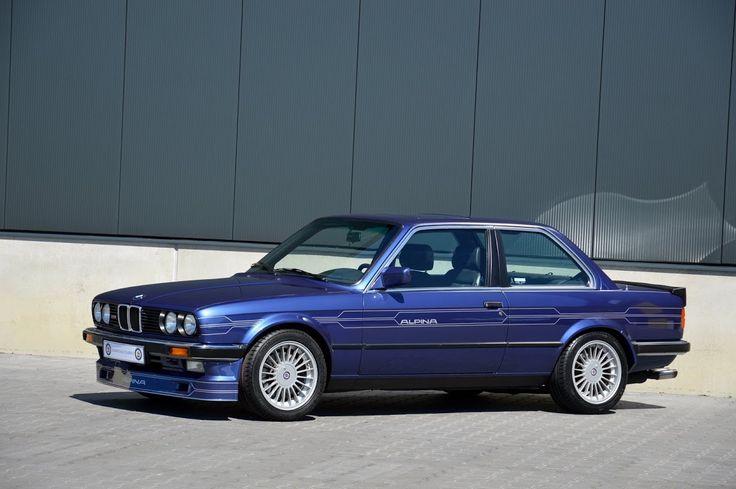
[499,230,589,287]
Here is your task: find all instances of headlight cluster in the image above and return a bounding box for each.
[92,302,111,324]
[159,311,197,336]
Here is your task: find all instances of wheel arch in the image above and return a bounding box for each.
[241,318,333,377]
[560,322,636,370]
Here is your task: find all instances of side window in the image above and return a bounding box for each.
[499,230,589,287]
[397,229,487,288]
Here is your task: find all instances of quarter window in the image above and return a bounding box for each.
[499,230,589,287]
[396,229,487,288]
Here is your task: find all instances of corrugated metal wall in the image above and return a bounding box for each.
[118,0,241,240]
[5,0,125,234]
[0,0,9,229]
[471,0,604,255]
[233,0,359,242]
[351,0,478,216]
[594,0,733,264]
[0,0,735,266]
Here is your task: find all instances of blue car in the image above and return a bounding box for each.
[83,215,689,420]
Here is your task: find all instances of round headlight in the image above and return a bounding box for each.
[181,314,197,336]
[93,303,102,322]
[102,304,111,324]
[164,312,178,334]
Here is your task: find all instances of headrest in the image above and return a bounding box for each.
[452,245,483,271]
[400,244,434,271]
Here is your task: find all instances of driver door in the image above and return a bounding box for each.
[360,227,509,375]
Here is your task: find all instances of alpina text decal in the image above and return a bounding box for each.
[399,319,438,326]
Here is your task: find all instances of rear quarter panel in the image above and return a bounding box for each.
[499,288,684,375]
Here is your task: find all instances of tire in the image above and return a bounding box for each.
[550,331,628,414]
[239,329,327,421]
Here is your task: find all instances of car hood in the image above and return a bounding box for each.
[95,274,348,311]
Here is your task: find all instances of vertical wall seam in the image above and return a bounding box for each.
[720,1,736,264]
[468,0,482,216]
[590,0,607,258]
[115,0,129,234]
[230,0,245,240]
[3,0,13,228]
[348,0,362,214]
[173,244,178,281]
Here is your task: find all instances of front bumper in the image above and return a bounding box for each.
[84,327,244,401]
[83,327,246,360]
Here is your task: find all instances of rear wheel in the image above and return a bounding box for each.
[239,329,326,421]
[550,331,627,414]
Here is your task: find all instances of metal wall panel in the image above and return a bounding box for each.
[233,0,359,242]
[724,15,736,264]
[471,0,604,254]
[118,0,241,240]
[5,0,125,234]
[351,0,479,216]
[594,0,733,263]
[0,0,10,229]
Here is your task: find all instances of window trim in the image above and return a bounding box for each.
[493,226,596,290]
[365,224,494,292]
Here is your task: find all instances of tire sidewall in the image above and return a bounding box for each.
[240,329,327,421]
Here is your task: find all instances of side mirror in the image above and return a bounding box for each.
[376,267,411,289]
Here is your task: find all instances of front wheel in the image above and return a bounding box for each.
[239,329,326,421]
[550,331,628,414]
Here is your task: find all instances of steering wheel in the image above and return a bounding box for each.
[358,263,371,273]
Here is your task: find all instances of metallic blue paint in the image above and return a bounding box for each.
[88,215,688,401]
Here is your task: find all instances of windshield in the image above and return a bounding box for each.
[248,219,399,284]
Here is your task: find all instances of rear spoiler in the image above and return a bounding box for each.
[615,281,686,307]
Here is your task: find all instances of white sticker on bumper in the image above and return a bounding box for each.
[103,340,145,365]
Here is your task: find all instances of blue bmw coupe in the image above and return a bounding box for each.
[84,215,689,420]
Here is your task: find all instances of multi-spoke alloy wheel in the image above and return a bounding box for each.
[240,329,326,421]
[550,331,628,414]
[258,341,317,411]
[571,340,621,404]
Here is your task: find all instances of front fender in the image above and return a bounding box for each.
[560,318,636,367]
[236,313,331,349]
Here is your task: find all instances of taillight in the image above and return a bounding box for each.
[680,308,686,330]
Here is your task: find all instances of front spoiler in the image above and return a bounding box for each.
[96,360,240,401]
[83,327,246,361]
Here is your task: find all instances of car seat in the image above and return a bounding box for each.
[444,245,484,286]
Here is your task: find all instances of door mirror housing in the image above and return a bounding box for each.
[376,267,412,289]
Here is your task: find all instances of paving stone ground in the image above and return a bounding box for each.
[0,353,734,488]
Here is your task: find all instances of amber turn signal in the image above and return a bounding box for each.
[168,346,190,358]
[680,308,686,330]
[84,333,95,344]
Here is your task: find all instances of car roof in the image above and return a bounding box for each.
[320,213,549,229]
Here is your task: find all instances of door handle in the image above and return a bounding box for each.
[483,301,503,310]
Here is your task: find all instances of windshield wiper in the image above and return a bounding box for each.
[249,261,274,272]
[274,268,327,282]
